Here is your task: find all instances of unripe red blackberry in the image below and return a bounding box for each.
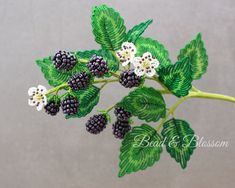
[112,120,131,139]
[44,101,60,116]
[68,72,90,91]
[88,55,109,77]
[119,70,142,88]
[52,51,77,71]
[114,107,131,121]
[86,114,108,134]
[61,96,79,116]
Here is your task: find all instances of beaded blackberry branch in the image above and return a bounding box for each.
[28,5,235,177]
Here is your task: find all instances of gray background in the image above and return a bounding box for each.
[0,0,235,187]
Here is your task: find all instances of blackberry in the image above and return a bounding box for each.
[44,101,60,116]
[88,55,109,77]
[61,96,79,116]
[86,114,108,134]
[52,51,77,71]
[114,107,131,121]
[112,120,131,139]
[119,70,142,88]
[68,72,90,90]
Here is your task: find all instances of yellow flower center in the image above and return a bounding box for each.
[142,60,151,69]
[123,50,131,59]
[35,94,43,101]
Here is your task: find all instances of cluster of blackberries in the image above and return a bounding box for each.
[119,70,142,88]
[44,95,79,116]
[85,107,132,139]
[52,51,109,91]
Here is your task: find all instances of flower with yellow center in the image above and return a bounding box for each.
[116,42,136,66]
[133,52,160,77]
[28,85,47,111]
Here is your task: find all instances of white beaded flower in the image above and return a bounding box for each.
[28,85,47,111]
[133,52,160,77]
[116,42,137,66]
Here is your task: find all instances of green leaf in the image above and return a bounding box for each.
[135,37,171,69]
[92,5,126,51]
[66,85,100,119]
[126,19,153,43]
[36,57,73,87]
[158,58,193,97]
[117,87,166,122]
[178,33,208,80]
[161,118,196,169]
[119,124,162,177]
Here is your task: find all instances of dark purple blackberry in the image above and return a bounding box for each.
[68,72,90,91]
[119,70,142,88]
[114,107,131,121]
[112,120,131,139]
[52,51,77,71]
[61,96,79,116]
[86,114,108,134]
[88,55,109,77]
[44,101,60,116]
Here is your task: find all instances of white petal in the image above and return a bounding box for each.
[122,42,136,54]
[133,57,142,67]
[42,95,47,105]
[134,67,145,76]
[36,103,44,111]
[150,59,160,68]
[145,69,156,77]
[142,52,153,59]
[28,99,36,106]
[37,85,47,94]
[122,60,130,66]
[28,87,37,96]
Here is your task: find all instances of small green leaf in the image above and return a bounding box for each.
[36,57,73,87]
[161,118,196,169]
[178,33,208,80]
[135,37,171,69]
[92,5,126,50]
[126,19,153,43]
[66,85,100,119]
[119,124,162,177]
[158,58,193,97]
[117,87,166,122]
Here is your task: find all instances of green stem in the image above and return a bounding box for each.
[106,105,115,112]
[189,90,235,103]
[46,83,68,95]
[78,58,89,63]
[94,79,119,84]
[110,71,120,78]
[156,90,235,132]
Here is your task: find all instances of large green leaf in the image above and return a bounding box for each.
[126,19,153,43]
[161,118,196,169]
[135,37,171,69]
[119,124,163,177]
[36,57,74,87]
[178,33,208,80]
[117,87,166,122]
[92,5,126,50]
[158,58,193,97]
[66,85,100,119]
